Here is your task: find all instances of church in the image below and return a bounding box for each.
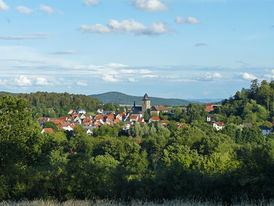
[131,93,151,116]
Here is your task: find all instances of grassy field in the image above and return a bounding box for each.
[1,200,274,206]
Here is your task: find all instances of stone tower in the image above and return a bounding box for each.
[142,93,151,115]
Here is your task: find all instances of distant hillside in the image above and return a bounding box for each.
[188,98,223,104]
[0,91,17,96]
[89,92,191,106]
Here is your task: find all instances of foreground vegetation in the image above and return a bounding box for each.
[0,80,273,204]
[1,200,274,206]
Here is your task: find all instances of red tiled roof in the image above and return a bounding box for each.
[130,115,138,120]
[96,114,104,120]
[214,122,224,126]
[83,117,90,123]
[138,118,144,123]
[151,116,160,121]
[43,128,54,134]
[107,114,115,120]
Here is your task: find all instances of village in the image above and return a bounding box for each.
[38,93,232,135]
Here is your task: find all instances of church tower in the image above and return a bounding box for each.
[142,93,151,115]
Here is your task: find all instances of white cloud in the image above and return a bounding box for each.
[187,17,200,24]
[39,5,54,14]
[80,24,111,34]
[0,34,49,40]
[107,63,128,68]
[176,16,200,24]
[175,16,185,24]
[133,0,168,12]
[198,72,222,81]
[77,81,88,86]
[121,69,137,74]
[16,6,33,14]
[83,0,99,6]
[241,72,257,80]
[80,19,170,35]
[15,75,32,86]
[36,77,50,86]
[0,0,9,10]
[139,69,152,74]
[102,74,120,82]
[142,74,158,78]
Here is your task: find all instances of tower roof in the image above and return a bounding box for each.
[143,93,149,100]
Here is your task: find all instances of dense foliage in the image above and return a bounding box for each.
[17,92,101,118]
[0,81,273,203]
[216,80,274,124]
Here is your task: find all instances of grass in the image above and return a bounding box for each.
[1,200,274,206]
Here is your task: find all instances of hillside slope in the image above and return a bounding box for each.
[89,92,191,106]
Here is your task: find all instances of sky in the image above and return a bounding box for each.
[0,0,273,99]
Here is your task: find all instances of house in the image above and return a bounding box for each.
[76,109,86,114]
[80,114,87,120]
[95,114,104,121]
[161,120,169,127]
[150,105,168,116]
[149,116,160,123]
[41,128,54,134]
[130,115,139,122]
[212,122,224,131]
[62,125,74,131]
[116,113,125,121]
[68,109,74,115]
[97,108,104,114]
[138,117,145,124]
[206,103,214,112]
[73,116,82,124]
[123,123,131,130]
[207,114,215,122]
[84,126,95,135]
[177,123,189,128]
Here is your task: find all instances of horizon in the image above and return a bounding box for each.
[0,0,273,99]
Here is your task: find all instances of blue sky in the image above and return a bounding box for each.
[0,0,273,99]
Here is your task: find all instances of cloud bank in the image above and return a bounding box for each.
[80,19,170,35]
[133,0,168,12]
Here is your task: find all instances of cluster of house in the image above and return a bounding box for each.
[39,94,181,135]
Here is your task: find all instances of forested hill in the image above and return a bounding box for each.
[17,92,101,118]
[216,80,274,124]
[89,91,190,106]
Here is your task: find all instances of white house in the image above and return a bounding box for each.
[212,122,224,131]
